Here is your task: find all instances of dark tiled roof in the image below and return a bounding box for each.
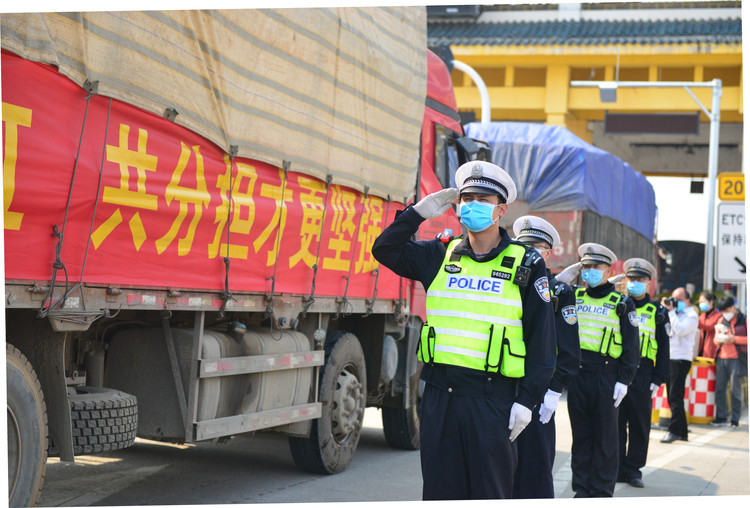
[427,18,742,46]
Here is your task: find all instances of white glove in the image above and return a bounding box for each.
[508,402,532,442]
[413,188,458,220]
[608,273,626,284]
[613,382,628,408]
[538,389,562,424]
[556,262,582,285]
[650,383,660,399]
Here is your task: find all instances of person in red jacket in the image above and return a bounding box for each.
[709,296,747,429]
[697,292,722,359]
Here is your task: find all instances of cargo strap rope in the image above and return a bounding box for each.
[264,161,290,334]
[301,175,333,319]
[366,195,391,316]
[337,186,368,318]
[218,145,239,318]
[40,82,116,324]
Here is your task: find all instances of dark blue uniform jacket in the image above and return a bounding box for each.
[371,206,556,410]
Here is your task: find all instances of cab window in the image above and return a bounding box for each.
[434,124,460,189]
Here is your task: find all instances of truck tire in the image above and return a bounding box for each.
[7,344,48,508]
[288,331,366,474]
[68,386,138,455]
[381,372,421,450]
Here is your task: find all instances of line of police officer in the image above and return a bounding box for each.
[372,161,669,499]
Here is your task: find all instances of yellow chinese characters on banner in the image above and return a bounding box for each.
[2,102,32,232]
[209,156,258,260]
[4,50,404,299]
[92,124,159,251]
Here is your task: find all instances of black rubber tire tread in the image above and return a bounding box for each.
[288,331,366,474]
[7,343,48,508]
[68,386,138,455]
[381,373,420,450]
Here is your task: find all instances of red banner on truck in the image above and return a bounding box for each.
[3,51,402,300]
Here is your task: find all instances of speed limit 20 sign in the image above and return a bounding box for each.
[718,172,744,201]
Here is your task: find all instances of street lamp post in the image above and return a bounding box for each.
[570,79,723,291]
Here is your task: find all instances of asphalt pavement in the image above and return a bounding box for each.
[39,394,749,506]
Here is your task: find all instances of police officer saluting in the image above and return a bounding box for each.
[371,161,556,500]
[511,216,581,499]
[559,243,640,497]
[616,258,670,488]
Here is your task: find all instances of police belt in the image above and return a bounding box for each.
[579,350,620,373]
[420,363,519,398]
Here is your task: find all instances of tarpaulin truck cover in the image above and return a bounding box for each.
[464,121,657,241]
[464,122,658,270]
[2,7,428,298]
[1,8,427,203]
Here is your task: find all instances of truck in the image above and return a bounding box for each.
[3,8,485,506]
[463,121,659,280]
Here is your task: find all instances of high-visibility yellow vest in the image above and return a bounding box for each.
[419,239,529,377]
[634,303,658,363]
[575,288,624,358]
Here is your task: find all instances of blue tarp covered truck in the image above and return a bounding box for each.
[462,122,658,275]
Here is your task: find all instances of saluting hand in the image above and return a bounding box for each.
[413,188,459,220]
[556,262,582,285]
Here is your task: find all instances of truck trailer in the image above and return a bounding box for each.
[3,8,483,506]
[464,121,659,277]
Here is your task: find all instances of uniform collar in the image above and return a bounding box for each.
[585,281,616,298]
[453,226,513,262]
[633,295,652,309]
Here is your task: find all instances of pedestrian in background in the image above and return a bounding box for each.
[710,296,747,429]
[372,161,556,500]
[698,291,722,359]
[511,216,581,499]
[559,243,640,497]
[660,287,699,443]
[616,258,670,488]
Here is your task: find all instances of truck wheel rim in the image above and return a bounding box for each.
[7,406,21,499]
[330,365,363,444]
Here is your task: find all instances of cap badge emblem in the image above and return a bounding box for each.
[471,164,482,177]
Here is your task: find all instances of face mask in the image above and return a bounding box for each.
[699,302,710,312]
[676,300,686,313]
[581,268,604,287]
[459,201,498,232]
[722,311,735,321]
[626,281,647,297]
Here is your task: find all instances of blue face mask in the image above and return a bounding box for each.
[626,281,647,297]
[581,268,604,287]
[699,302,710,312]
[459,201,497,232]
[676,300,686,313]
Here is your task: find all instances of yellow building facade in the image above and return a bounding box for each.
[428,3,743,176]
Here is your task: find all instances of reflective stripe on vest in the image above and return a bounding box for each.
[419,239,527,376]
[635,303,658,363]
[575,288,623,358]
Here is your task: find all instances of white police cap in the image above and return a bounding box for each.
[624,257,656,280]
[578,242,617,266]
[513,215,561,248]
[455,160,517,204]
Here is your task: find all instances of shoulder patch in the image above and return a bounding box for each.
[534,276,551,303]
[561,305,577,325]
[628,311,639,327]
